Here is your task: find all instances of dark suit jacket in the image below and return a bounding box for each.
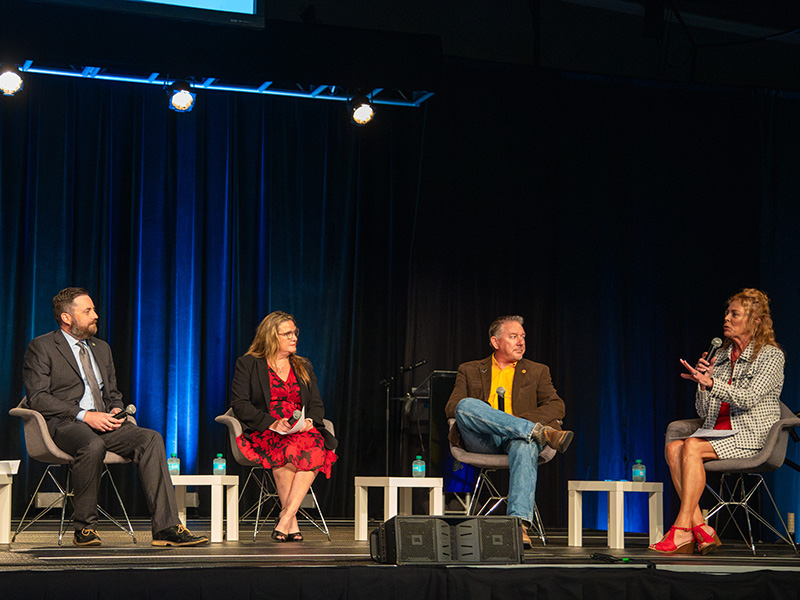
[22,330,125,435]
[445,355,566,446]
[230,354,337,451]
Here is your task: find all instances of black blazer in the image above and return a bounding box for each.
[230,354,337,451]
[23,330,125,435]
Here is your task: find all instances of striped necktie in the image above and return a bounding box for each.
[78,342,104,413]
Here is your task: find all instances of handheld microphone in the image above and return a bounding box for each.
[706,337,723,363]
[112,404,136,420]
[496,387,506,414]
[287,410,302,426]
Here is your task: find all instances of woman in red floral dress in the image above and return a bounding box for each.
[231,311,337,541]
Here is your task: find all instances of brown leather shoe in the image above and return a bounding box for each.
[532,424,574,454]
[520,525,532,549]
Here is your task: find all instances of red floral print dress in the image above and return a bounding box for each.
[236,367,337,477]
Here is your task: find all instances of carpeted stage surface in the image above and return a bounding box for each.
[2,521,799,599]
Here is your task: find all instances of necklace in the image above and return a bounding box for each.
[270,358,289,375]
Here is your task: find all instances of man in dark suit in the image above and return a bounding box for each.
[22,287,208,547]
[445,315,573,547]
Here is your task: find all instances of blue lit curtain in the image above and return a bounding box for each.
[2,67,800,538]
[0,76,427,515]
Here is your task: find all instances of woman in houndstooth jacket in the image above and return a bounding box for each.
[650,288,784,555]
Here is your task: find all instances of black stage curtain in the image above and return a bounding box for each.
[2,61,799,533]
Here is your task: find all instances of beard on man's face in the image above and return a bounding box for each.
[69,321,98,340]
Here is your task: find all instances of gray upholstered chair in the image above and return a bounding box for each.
[9,398,137,545]
[215,408,332,540]
[448,418,557,545]
[665,401,800,554]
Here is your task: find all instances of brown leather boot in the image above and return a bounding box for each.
[532,424,574,454]
[520,525,532,549]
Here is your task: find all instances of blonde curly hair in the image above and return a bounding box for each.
[723,288,780,358]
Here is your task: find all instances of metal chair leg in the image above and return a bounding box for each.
[706,473,797,555]
[298,485,331,541]
[14,464,139,545]
[58,467,71,546]
[253,470,280,539]
[235,465,333,541]
[470,468,506,517]
[466,470,487,515]
[12,465,70,542]
[467,467,547,545]
[531,502,547,546]
[469,468,506,516]
[706,474,755,553]
[100,466,137,543]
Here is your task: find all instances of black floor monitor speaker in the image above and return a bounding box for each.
[370,516,523,565]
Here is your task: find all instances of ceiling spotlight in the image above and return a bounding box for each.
[350,93,375,125]
[0,65,24,96]
[168,80,196,112]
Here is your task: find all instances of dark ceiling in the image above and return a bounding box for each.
[3,0,800,92]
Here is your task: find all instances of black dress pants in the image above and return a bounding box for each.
[51,418,179,533]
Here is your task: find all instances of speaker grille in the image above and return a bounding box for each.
[455,517,522,563]
[372,516,521,564]
[396,518,451,564]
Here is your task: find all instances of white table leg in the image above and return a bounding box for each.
[429,486,443,516]
[210,482,223,543]
[354,483,368,541]
[568,488,582,546]
[649,490,663,545]
[0,479,11,544]
[384,484,398,521]
[608,490,625,549]
[226,482,239,542]
[175,485,187,526]
[399,487,412,515]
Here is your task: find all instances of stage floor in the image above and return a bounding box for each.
[2,519,798,572]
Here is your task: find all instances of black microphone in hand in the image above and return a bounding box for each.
[706,337,723,363]
[112,404,136,420]
[287,410,302,426]
[496,387,505,414]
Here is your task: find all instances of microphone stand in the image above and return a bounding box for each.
[379,360,428,476]
[379,375,394,476]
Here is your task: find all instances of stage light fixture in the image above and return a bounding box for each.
[350,93,375,125]
[0,65,24,96]
[168,80,196,112]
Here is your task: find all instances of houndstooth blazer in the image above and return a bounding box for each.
[696,342,784,457]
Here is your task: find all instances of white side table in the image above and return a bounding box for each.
[171,474,239,543]
[0,474,13,544]
[354,476,444,541]
[568,480,663,549]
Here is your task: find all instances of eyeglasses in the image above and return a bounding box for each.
[277,329,300,339]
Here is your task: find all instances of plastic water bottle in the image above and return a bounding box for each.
[213,453,226,475]
[412,455,426,478]
[632,459,646,482]
[167,453,180,476]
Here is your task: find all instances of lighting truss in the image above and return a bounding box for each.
[16,60,435,108]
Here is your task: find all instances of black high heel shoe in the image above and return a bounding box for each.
[271,528,289,542]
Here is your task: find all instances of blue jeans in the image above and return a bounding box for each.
[454,397,541,524]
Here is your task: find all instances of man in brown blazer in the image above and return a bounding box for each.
[22,287,208,547]
[445,315,573,547]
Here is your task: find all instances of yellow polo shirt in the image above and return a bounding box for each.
[489,354,515,414]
